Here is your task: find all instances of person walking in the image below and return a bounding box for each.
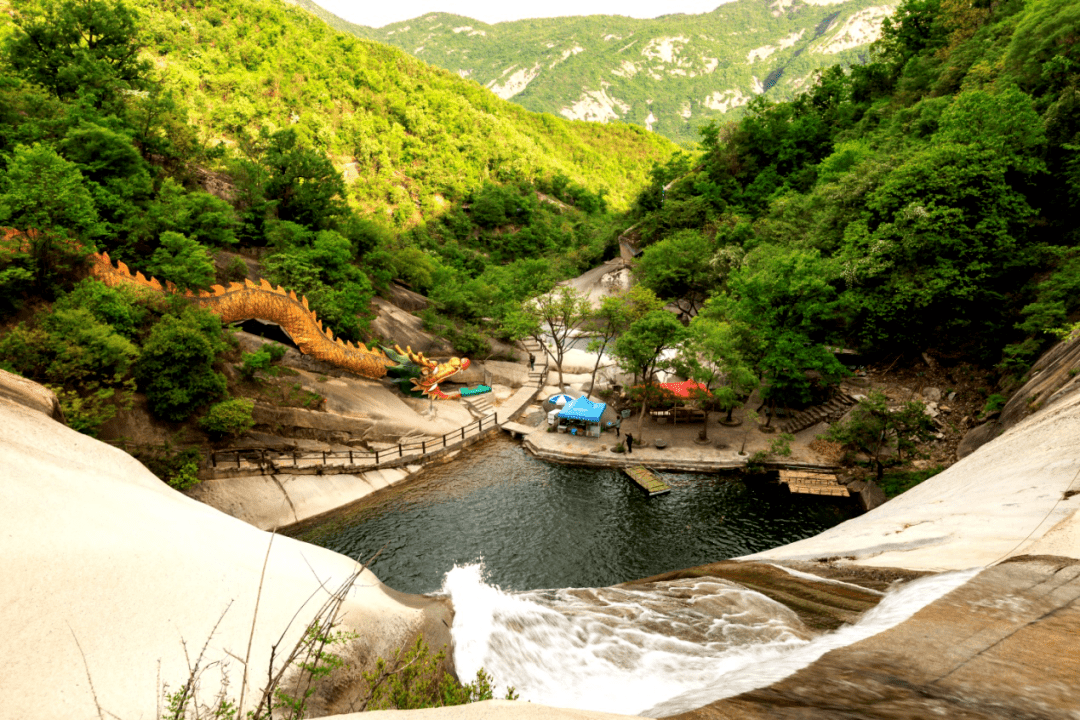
[529,353,535,371]
[625,433,634,454]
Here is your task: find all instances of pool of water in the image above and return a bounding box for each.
[290,435,856,594]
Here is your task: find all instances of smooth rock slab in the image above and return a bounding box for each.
[670,555,1080,720]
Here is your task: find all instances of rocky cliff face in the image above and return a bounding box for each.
[959,331,1080,459]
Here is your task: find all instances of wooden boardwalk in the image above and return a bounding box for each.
[779,469,850,497]
[624,465,671,497]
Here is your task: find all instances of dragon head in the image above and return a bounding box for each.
[393,345,471,398]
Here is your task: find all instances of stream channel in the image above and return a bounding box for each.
[289,434,971,715]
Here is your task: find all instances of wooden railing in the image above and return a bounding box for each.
[206,412,498,474]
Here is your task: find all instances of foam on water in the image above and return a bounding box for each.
[442,562,979,716]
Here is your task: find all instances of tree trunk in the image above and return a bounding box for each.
[700,408,709,442]
[588,340,607,400]
[637,397,648,445]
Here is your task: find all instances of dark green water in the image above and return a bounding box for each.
[291,435,856,594]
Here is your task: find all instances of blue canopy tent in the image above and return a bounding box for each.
[557,396,608,438]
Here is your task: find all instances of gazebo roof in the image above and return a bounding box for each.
[659,379,711,399]
[558,395,607,423]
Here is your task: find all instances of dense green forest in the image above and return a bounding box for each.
[0,0,673,445]
[2,0,1079,465]
[621,0,1080,412]
[311,0,895,144]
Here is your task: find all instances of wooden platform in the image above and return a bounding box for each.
[624,465,672,496]
[501,421,537,439]
[779,469,850,497]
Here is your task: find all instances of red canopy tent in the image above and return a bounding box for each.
[658,379,711,399]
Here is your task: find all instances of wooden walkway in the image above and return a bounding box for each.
[624,465,671,497]
[779,469,850,497]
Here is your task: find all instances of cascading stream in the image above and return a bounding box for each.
[442,563,980,716]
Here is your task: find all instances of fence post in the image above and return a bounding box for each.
[443,433,447,448]
[375,449,380,465]
[495,412,498,425]
[349,450,353,464]
[211,451,217,468]
[399,444,403,458]
[461,426,465,442]
[479,417,483,432]
[422,440,426,454]
[236,452,240,469]
[293,451,297,467]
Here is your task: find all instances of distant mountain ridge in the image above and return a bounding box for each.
[297,0,897,144]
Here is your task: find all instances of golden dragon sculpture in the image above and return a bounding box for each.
[88,251,472,399]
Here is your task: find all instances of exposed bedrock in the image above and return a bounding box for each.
[0,368,452,720]
[959,332,1080,458]
[668,555,1080,720]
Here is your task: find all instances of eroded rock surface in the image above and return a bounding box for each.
[669,555,1080,720]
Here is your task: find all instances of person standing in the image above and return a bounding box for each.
[529,353,535,371]
[614,419,621,438]
[625,433,634,454]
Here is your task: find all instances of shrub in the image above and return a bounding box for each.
[135,307,228,422]
[146,231,216,291]
[226,255,249,281]
[239,343,287,380]
[199,398,255,439]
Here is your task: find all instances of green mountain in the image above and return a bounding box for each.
[303,0,898,144]
[129,0,676,218]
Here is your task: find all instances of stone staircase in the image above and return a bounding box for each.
[463,392,494,419]
[779,392,857,435]
[521,338,548,389]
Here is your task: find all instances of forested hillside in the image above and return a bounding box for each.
[619,0,1080,414]
[0,0,674,450]
[308,0,897,144]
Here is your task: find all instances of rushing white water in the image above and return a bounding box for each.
[442,563,980,717]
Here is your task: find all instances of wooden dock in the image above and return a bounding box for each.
[624,465,671,496]
[779,469,850,497]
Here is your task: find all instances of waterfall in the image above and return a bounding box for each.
[442,563,979,716]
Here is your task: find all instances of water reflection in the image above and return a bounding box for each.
[291,435,855,594]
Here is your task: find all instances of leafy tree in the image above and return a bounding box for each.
[826,390,936,482]
[260,128,346,230]
[611,309,687,440]
[675,313,758,441]
[53,278,146,338]
[504,286,591,390]
[135,307,229,422]
[0,303,138,436]
[585,286,663,399]
[634,229,716,317]
[0,143,98,289]
[146,231,216,291]
[721,245,846,416]
[2,0,150,105]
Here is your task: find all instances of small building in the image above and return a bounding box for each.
[557,396,608,438]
